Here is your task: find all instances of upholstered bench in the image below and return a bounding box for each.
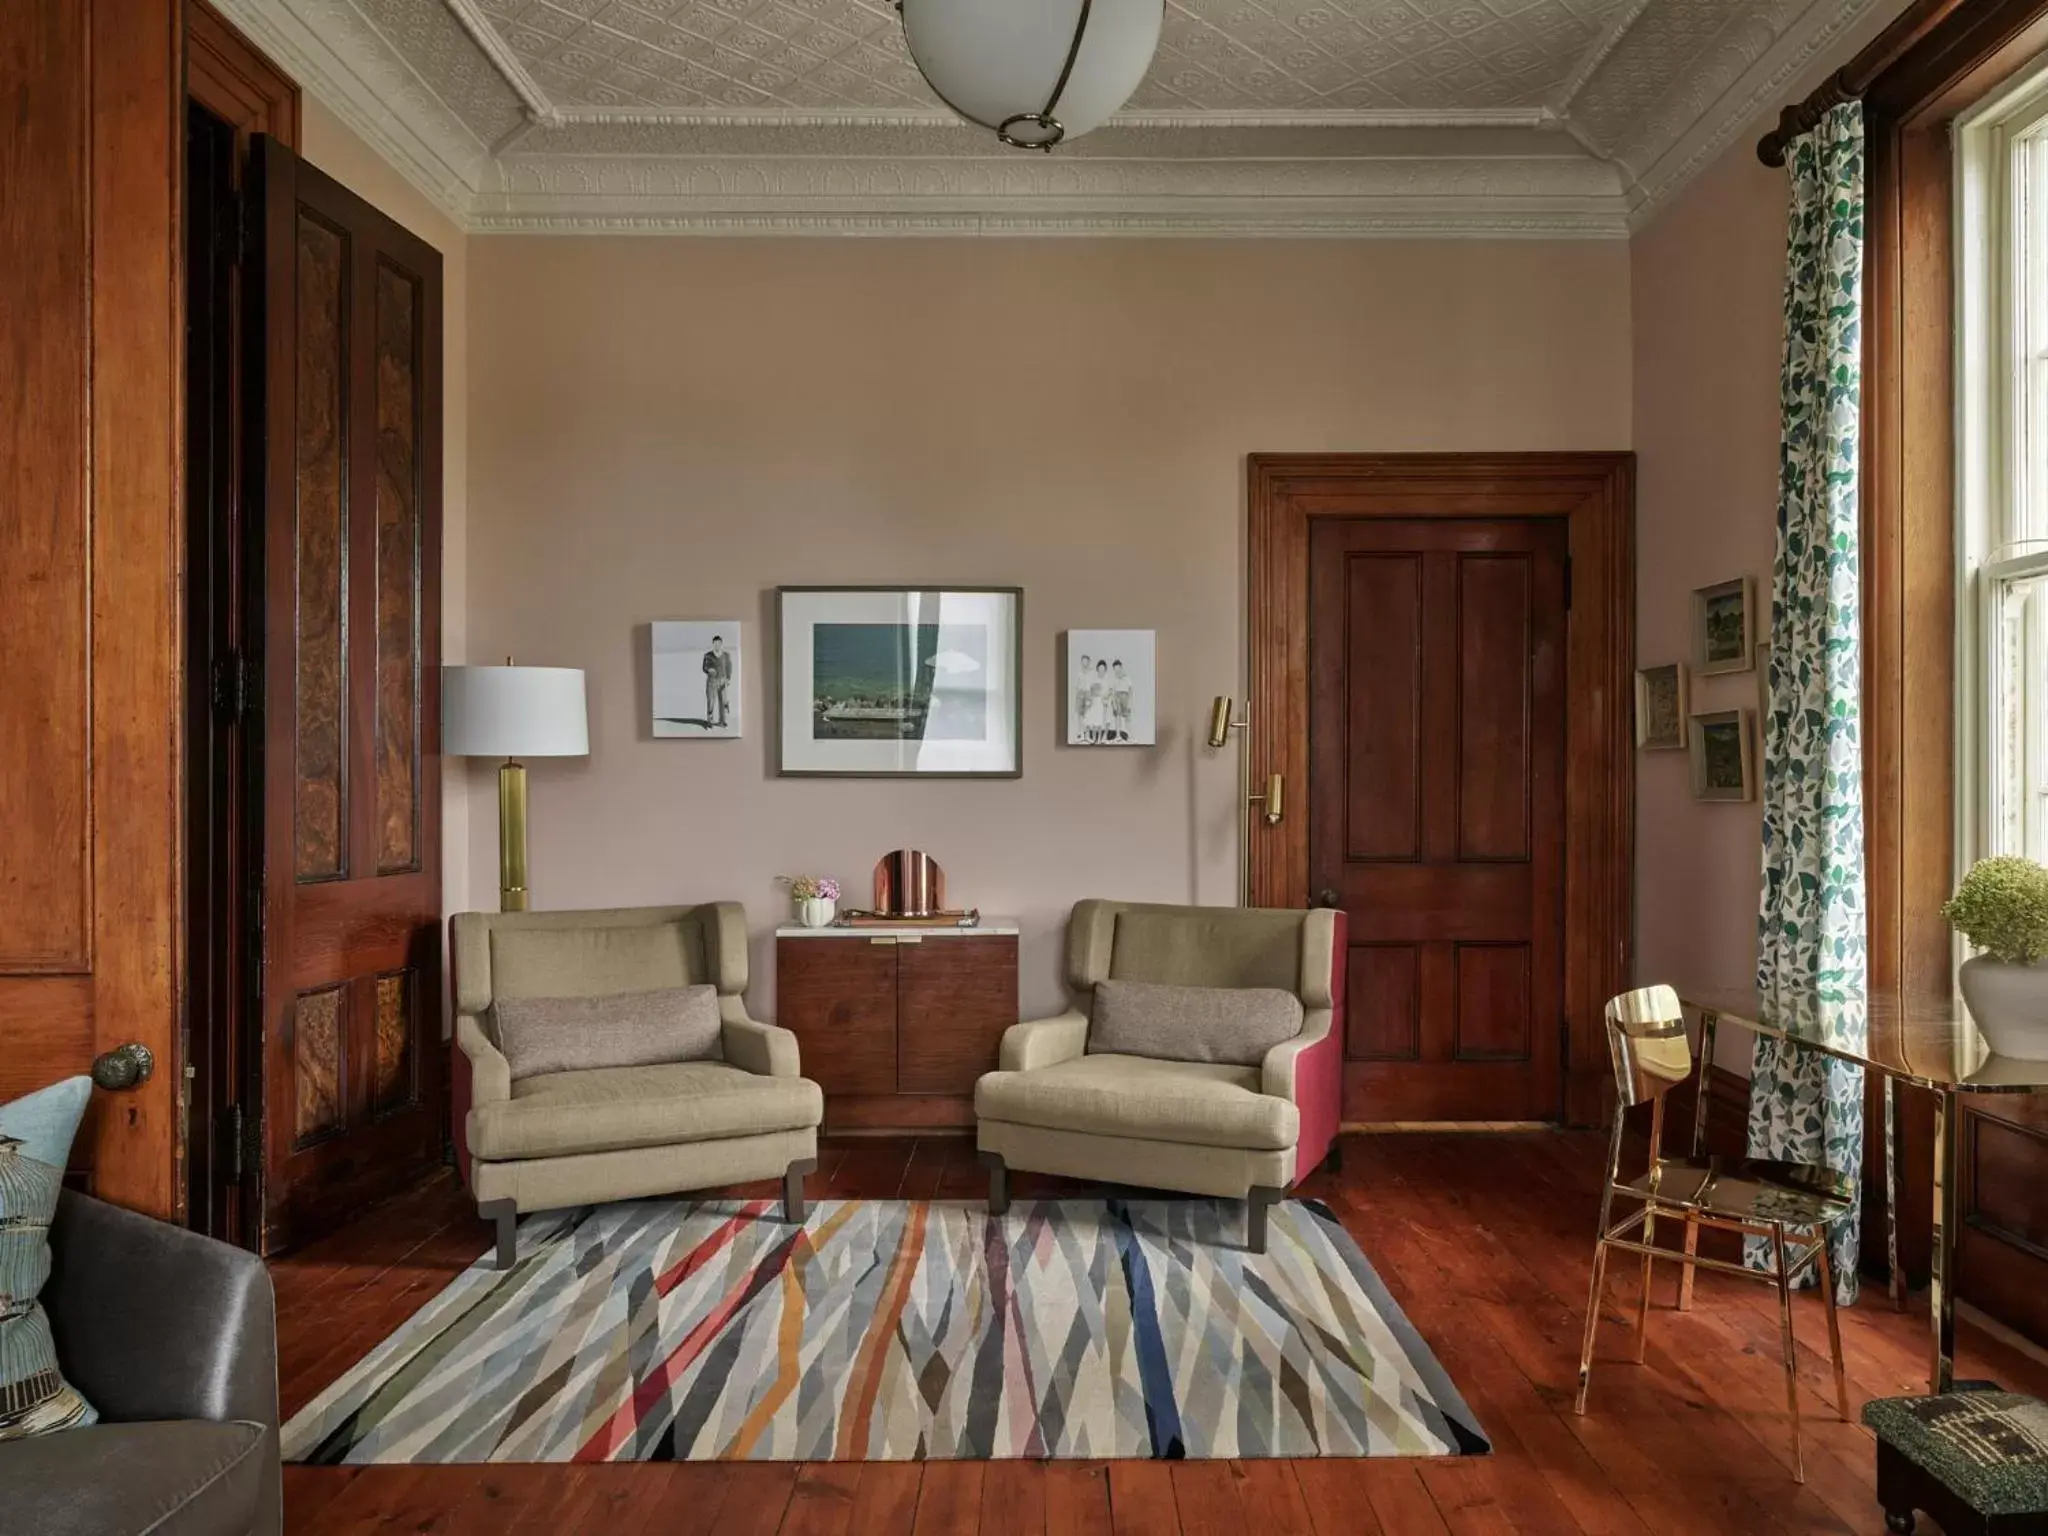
[1864,1390,2048,1534]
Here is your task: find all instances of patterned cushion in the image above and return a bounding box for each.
[0,1077,96,1441]
[1088,979,1304,1067]
[492,985,724,1081]
[1863,1392,2048,1515]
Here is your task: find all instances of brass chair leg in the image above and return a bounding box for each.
[1635,1205,1657,1363]
[1678,1214,1700,1311]
[1815,1230,1850,1422]
[1575,1238,1610,1416]
[1771,1223,1805,1484]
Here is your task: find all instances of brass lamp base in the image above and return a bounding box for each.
[498,759,529,912]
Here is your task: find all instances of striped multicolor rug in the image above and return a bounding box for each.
[282,1197,1487,1463]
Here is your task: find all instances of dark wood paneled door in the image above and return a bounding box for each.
[1310,516,1568,1123]
[247,135,444,1252]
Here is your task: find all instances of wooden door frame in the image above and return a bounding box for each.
[1246,452,1635,1127]
[183,0,299,1242]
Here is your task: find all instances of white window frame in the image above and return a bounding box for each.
[1956,70,2048,874]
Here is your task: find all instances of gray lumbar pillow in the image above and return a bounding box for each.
[1087,979,1305,1067]
[493,985,724,1081]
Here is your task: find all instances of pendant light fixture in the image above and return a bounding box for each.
[898,0,1164,152]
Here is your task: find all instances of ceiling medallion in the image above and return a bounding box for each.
[897,0,1164,152]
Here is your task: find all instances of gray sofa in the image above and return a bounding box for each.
[9,1192,281,1536]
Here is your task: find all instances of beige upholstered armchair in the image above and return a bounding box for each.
[451,904,822,1268]
[974,899,1346,1252]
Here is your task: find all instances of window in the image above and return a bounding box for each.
[1958,69,2048,866]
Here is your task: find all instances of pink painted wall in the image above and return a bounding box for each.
[463,237,1633,1015]
[1630,139,1792,1072]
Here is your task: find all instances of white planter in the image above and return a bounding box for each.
[1959,955,2048,1060]
[797,897,837,929]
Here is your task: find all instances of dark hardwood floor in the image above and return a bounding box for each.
[275,1130,2048,1534]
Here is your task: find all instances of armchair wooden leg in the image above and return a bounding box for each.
[1246,1186,1284,1255]
[480,1199,517,1271]
[979,1150,1010,1216]
[782,1158,818,1224]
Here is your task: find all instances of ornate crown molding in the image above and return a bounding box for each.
[1621,0,1888,225]
[213,0,1882,238]
[212,0,497,212]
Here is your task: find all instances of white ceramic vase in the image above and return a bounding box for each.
[1959,955,2048,1060]
[797,897,837,929]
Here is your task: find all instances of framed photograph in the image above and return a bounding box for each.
[1066,630,1156,746]
[1692,576,1756,675]
[777,586,1022,778]
[1633,662,1689,751]
[651,621,742,738]
[1689,708,1755,802]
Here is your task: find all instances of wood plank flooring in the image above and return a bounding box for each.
[276,1130,2048,1534]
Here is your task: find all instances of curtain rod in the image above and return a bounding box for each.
[1755,0,1965,166]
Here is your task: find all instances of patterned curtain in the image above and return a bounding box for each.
[1744,100,1868,1303]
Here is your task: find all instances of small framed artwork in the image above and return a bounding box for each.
[1689,708,1755,802]
[1692,576,1756,675]
[651,621,742,738]
[1633,662,1689,751]
[1066,630,1156,746]
[777,586,1022,778]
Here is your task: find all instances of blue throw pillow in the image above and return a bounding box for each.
[0,1077,97,1438]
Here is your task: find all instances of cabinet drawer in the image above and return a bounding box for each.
[897,936,1017,1096]
[776,937,897,1096]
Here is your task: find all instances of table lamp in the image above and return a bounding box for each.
[443,661,588,911]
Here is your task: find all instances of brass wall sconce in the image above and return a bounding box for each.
[1208,694,1282,907]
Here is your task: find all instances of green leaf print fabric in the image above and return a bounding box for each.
[1744,100,1868,1303]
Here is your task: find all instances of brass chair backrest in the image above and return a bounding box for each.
[1603,984,1693,1109]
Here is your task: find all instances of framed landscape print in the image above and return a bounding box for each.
[1633,662,1689,751]
[1692,576,1756,675]
[777,586,1022,777]
[1066,630,1156,746]
[1689,708,1755,802]
[651,621,742,738]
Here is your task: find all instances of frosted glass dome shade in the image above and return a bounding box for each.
[900,0,1163,150]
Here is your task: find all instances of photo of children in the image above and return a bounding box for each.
[1065,630,1155,746]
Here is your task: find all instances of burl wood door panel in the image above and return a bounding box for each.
[250,136,444,1253]
[1310,517,1568,1122]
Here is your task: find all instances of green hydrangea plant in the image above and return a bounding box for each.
[1941,856,2048,965]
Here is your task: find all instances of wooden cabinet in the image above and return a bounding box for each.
[776,925,1018,1130]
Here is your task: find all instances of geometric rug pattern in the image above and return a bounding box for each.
[282,1197,1488,1463]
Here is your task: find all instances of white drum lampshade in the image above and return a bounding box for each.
[900,0,1163,151]
[442,665,588,760]
[442,664,588,912]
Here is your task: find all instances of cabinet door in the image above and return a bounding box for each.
[777,938,897,1095]
[897,937,1017,1095]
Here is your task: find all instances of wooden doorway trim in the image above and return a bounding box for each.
[1246,452,1635,1126]
[186,0,300,151]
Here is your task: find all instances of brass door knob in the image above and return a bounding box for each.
[1316,888,1343,909]
[91,1042,155,1091]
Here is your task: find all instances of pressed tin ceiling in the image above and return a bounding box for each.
[215,0,1894,235]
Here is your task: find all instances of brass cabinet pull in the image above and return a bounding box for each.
[869,936,898,946]
[898,934,924,944]
[91,1042,155,1091]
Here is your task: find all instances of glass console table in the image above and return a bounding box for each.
[1677,985,2048,1393]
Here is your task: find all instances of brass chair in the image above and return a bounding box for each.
[1574,984,1854,1482]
